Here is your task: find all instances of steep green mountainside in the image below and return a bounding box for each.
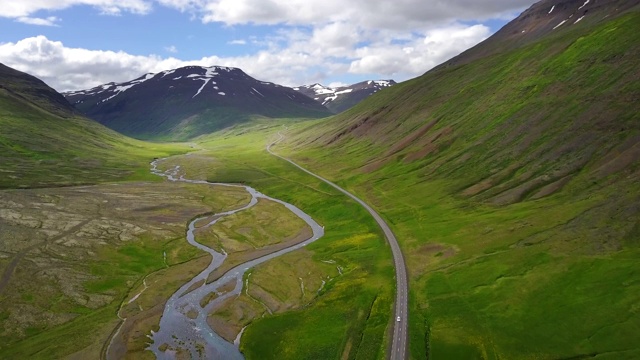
[0,63,187,189]
[277,3,640,359]
[0,63,75,118]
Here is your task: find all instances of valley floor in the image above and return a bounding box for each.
[0,125,395,359]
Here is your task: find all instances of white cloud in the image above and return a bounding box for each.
[0,1,528,91]
[164,45,178,53]
[2,1,530,26]
[349,24,490,77]
[16,16,61,26]
[0,22,489,92]
[1,0,152,18]
[193,0,531,29]
[328,81,348,88]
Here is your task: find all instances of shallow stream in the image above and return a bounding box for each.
[146,159,324,359]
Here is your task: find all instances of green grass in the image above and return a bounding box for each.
[261,12,640,360]
[0,88,190,189]
[156,123,396,359]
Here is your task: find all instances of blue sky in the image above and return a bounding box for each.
[0,1,532,91]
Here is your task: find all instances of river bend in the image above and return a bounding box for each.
[146,159,324,359]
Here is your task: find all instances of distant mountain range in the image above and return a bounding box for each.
[63,66,332,140]
[294,80,396,113]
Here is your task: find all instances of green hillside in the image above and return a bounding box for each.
[274,9,640,360]
[0,66,187,189]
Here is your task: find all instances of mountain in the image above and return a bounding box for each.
[0,63,75,117]
[0,63,183,189]
[294,80,396,113]
[64,66,332,140]
[438,0,640,69]
[281,1,640,359]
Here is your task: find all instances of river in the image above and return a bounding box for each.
[145,158,325,359]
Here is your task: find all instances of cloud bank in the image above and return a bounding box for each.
[0,0,531,91]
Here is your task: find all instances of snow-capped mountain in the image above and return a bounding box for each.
[294,80,396,113]
[63,66,331,140]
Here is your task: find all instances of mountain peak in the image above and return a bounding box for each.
[62,65,331,140]
[295,79,396,113]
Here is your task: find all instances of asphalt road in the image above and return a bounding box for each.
[267,133,408,360]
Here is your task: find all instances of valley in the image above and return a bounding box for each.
[1,0,639,359]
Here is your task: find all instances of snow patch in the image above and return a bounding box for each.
[553,19,568,30]
[578,0,590,10]
[218,92,226,96]
[114,84,136,92]
[323,95,337,105]
[335,89,354,95]
[192,79,211,98]
[161,69,176,78]
[251,87,265,97]
[374,80,393,87]
[100,83,138,103]
[191,67,220,98]
[137,73,155,83]
[548,5,555,14]
[574,15,585,24]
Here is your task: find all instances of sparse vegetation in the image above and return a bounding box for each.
[0,182,249,359]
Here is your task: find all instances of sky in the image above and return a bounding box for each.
[0,0,535,92]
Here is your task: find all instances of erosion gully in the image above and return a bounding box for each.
[140,158,324,359]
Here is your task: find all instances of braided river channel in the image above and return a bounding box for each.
[145,158,324,359]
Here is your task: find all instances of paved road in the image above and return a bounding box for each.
[267,133,408,360]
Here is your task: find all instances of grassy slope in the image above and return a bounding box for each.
[276,12,640,359]
[0,88,188,189]
[0,69,201,357]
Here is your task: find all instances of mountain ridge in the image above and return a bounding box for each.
[279,2,640,358]
[294,80,396,113]
[64,65,332,140]
[0,63,75,117]
[436,0,640,69]
[0,63,184,189]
